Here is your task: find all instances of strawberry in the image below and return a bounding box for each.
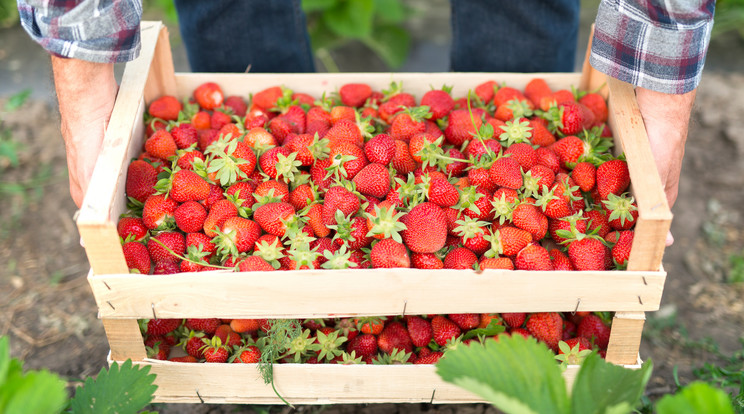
[421,87,454,120]
[169,355,198,363]
[556,101,594,135]
[346,333,378,360]
[330,105,357,125]
[444,109,480,147]
[125,160,158,203]
[524,78,552,108]
[474,80,498,103]
[515,243,554,271]
[390,140,417,175]
[269,105,306,143]
[448,314,480,331]
[489,156,523,190]
[185,318,221,335]
[501,313,526,328]
[252,86,283,112]
[596,159,630,199]
[411,252,444,269]
[230,319,260,334]
[322,185,360,226]
[339,83,373,107]
[584,208,611,238]
[285,133,329,166]
[203,199,238,237]
[238,255,276,272]
[406,316,434,347]
[214,324,242,349]
[176,149,206,171]
[148,95,182,121]
[551,135,585,169]
[253,180,290,204]
[536,147,561,174]
[142,194,178,230]
[171,123,199,149]
[327,141,368,180]
[145,319,181,338]
[427,178,459,208]
[479,257,515,270]
[484,226,532,257]
[224,95,248,117]
[243,127,277,151]
[577,314,611,349]
[370,238,410,268]
[215,216,262,255]
[443,247,477,269]
[579,93,608,124]
[431,315,461,346]
[567,237,607,271]
[364,134,396,166]
[414,351,444,364]
[526,312,563,352]
[169,169,210,203]
[201,336,229,363]
[174,201,207,233]
[493,86,527,107]
[230,345,262,363]
[603,193,638,231]
[324,119,363,147]
[145,129,178,160]
[528,118,556,147]
[147,231,185,264]
[378,321,413,355]
[611,230,634,267]
[194,82,224,110]
[212,112,234,133]
[117,217,148,242]
[144,335,170,360]
[389,106,430,142]
[123,241,150,274]
[351,163,390,199]
[571,161,596,192]
[254,202,295,236]
[400,202,447,253]
[305,203,329,238]
[512,203,548,240]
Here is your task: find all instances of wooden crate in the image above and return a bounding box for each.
[77,21,670,404]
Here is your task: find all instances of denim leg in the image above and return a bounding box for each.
[173,0,315,73]
[449,0,580,72]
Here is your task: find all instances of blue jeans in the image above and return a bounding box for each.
[174,0,579,73]
[173,0,316,73]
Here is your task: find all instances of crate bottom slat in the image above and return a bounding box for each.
[111,355,642,405]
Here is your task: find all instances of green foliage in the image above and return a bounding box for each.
[302,0,412,70]
[436,334,653,414]
[0,336,158,414]
[0,89,30,168]
[0,0,19,28]
[656,382,735,414]
[712,0,744,40]
[729,252,744,284]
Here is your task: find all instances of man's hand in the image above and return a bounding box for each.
[635,87,697,246]
[51,56,118,207]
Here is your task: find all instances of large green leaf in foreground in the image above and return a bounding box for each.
[67,359,157,414]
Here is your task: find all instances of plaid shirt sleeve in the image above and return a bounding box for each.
[18,0,142,64]
[590,0,716,94]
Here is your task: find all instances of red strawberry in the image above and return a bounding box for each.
[489,156,523,189]
[515,243,554,271]
[203,199,238,237]
[214,324,242,349]
[171,123,198,149]
[224,95,248,117]
[486,226,533,257]
[305,203,329,238]
[147,231,185,264]
[431,315,461,346]
[390,140,417,175]
[324,119,363,147]
[254,202,295,237]
[421,88,454,120]
[176,149,206,171]
[474,80,498,103]
[411,252,444,269]
[201,337,229,363]
[479,257,515,270]
[142,194,178,230]
[370,238,410,268]
[611,230,634,267]
[231,345,262,363]
[322,185,360,226]
[145,129,178,160]
[596,159,630,199]
[377,321,413,355]
[584,209,611,238]
[444,109,480,147]
[238,256,276,272]
[528,118,557,147]
[353,163,391,199]
[571,161,596,192]
[557,101,594,135]
[194,82,224,110]
[414,351,444,364]
[406,316,434,347]
[579,93,608,124]
[448,314,480,331]
[146,318,181,336]
[144,335,170,360]
[217,216,261,254]
[346,333,378,360]
[169,169,210,203]
[504,143,538,171]
[501,313,526,328]
[400,202,447,253]
[526,312,563,351]
[364,134,396,166]
[117,217,148,242]
[174,201,207,233]
[125,160,158,203]
[567,236,607,271]
[148,95,182,121]
[603,193,639,231]
[577,314,611,349]
[122,241,150,274]
[524,78,553,107]
[186,318,221,335]
[443,247,477,269]
[512,203,548,240]
[339,83,373,107]
[427,178,459,208]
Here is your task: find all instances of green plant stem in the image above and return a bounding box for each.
[316,48,340,73]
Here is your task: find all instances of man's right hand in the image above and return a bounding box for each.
[51,56,118,208]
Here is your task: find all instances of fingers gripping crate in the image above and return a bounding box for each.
[76,22,671,404]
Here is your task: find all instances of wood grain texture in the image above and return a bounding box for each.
[104,319,146,361]
[90,268,666,319]
[605,311,646,365]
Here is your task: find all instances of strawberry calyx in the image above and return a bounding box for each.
[365,204,408,243]
[273,151,302,184]
[280,328,315,363]
[602,193,638,227]
[453,216,489,244]
[505,99,535,119]
[456,186,485,217]
[327,211,356,246]
[498,118,533,146]
[253,238,285,269]
[372,348,412,365]
[338,351,365,365]
[308,329,347,362]
[555,340,592,367]
[321,245,358,269]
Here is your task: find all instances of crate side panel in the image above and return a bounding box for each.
[605,311,645,365]
[92,269,666,319]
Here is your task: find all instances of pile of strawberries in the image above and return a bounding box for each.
[142,312,611,364]
[119,78,637,274]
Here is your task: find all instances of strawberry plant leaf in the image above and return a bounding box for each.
[436,334,569,414]
[361,24,410,69]
[301,0,339,13]
[373,0,408,23]
[655,382,735,414]
[570,353,652,414]
[67,359,157,414]
[322,0,374,39]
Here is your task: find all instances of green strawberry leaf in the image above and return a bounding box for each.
[570,353,652,414]
[462,319,506,340]
[67,359,157,414]
[436,335,570,414]
[322,0,374,39]
[373,0,408,23]
[656,382,735,414]
[301,0,339,13]
[361,25,411,69]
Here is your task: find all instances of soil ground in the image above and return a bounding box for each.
[1,1,743,413]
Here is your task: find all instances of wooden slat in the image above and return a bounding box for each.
[143,24,177,103]
[90,268,666,319]
[606,78,672,271]
[104,319,146,361]
[579,24,609,97]
[109,358,641,404]
[605,311,645,365]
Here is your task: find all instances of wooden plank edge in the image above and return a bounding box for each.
[605,311,645,365]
